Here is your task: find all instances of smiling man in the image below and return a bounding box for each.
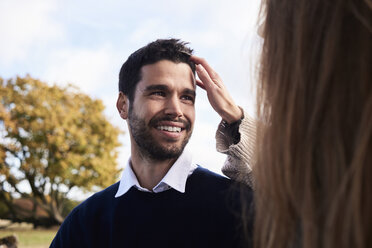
[50,39,253,248]
[117,59,196,191]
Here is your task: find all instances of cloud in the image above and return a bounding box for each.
[129,19,171,43]
[42,45,119,96]
[0,0,63,66]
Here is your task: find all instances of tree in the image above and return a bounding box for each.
[0,76,122,225]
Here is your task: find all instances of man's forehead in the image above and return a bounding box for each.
[139,60,196,86]
[140,59,194,72]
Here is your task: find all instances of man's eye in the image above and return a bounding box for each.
[181,95,194,103]
[151,91,165,97]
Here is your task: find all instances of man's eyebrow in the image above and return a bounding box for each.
[143,84,169,92]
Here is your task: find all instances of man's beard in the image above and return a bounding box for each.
[128,109,192,161]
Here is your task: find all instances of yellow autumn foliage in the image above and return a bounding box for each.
[0,76,122,224]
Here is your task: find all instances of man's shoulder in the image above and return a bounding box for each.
[88,181,120,201]
[70,182,120,218]
[50,182,121,247]
[191,166,229,182]
[187,166,252,193]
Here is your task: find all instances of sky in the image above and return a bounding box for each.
[0,0,262,187]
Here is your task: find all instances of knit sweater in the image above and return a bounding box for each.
[50,167,253,248]
[216,109,256,187]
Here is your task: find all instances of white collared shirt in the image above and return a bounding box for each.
[115,149,198,197]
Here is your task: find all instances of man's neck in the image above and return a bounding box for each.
[130,150,178,191]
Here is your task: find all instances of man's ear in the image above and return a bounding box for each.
[117,92,129,119]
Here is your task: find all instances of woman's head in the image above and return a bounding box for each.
[254,0,372,247]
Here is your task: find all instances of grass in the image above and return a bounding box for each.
[0,229,57,248]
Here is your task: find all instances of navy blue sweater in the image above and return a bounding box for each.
[50,167,253,248]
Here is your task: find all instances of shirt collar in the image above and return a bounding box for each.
[115,149,196,197]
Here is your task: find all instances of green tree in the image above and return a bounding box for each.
[0,76,122,225]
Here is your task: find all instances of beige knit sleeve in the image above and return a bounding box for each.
[216,109,256,187]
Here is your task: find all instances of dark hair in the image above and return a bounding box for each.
[118,38,195,102]
[254,0,372,247]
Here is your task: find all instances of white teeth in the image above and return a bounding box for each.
[157,126,181,133]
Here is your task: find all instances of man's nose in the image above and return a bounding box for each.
[164,96,183,117]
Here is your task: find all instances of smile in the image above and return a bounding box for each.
[157,126,182,133]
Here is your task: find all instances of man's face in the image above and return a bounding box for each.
[124,60,196,160]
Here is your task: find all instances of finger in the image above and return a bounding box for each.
[191,56,220,81]
[195,64,214,90]
[190,55,205,64]
[196,79,206,90]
